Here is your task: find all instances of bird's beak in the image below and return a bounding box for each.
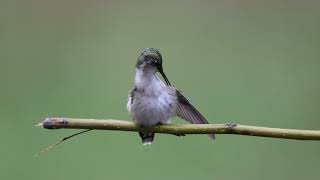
[158,66,171,86]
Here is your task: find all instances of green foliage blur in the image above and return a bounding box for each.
[1,1,320,179]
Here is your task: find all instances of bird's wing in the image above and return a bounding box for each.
[175,89,215,139]
[127,86,137,112]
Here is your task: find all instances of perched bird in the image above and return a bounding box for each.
[127,48,215,144]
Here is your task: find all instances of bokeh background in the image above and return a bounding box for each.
[1,0,320,179]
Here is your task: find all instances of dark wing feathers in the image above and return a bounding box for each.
[176,90,208,124]
[127,86,137,112]
[176,90,215,139]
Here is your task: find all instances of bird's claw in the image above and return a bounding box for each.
[226,122,237,129]
[172,133,186,137]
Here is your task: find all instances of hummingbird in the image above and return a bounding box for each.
[127,48,215,145]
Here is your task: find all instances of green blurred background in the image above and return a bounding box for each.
[1,0,320,179]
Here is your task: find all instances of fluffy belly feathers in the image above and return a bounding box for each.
[129,90,177,127]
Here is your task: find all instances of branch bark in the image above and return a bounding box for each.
[36,117,320,140]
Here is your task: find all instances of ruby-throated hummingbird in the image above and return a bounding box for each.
[127,48,215,145]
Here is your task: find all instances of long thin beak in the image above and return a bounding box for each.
[158,66,171,86]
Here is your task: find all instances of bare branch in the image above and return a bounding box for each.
[37,117,320,140]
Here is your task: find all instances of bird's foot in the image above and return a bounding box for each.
[226,122,237,129]
[172,133,186,137]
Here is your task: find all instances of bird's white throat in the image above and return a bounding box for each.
[134,69,165,92]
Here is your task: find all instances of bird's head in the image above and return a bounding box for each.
[136,48,171,85]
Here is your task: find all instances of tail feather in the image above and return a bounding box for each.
[209,134,215,140]
[139,132,155,145]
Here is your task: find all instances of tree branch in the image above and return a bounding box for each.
[36,117,320,140]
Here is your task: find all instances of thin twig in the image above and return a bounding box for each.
[34,129,92,157]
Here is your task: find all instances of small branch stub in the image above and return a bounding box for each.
[38,117,320,140]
